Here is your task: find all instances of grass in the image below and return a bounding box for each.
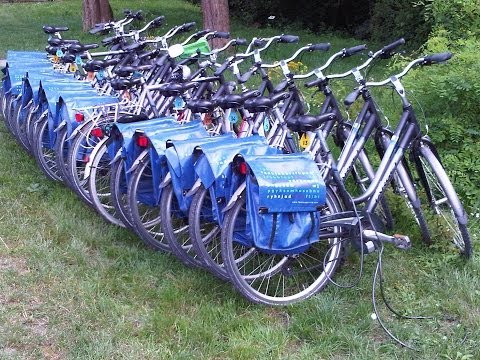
[1,0,479,359]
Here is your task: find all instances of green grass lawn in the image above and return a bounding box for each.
[0,1,479,359]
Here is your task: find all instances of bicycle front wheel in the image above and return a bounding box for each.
[414,143,472,258]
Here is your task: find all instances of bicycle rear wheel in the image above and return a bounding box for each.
[160,183,205,268]
[189,184,228,280]
[127,153,169,252]
[221,187,344,305]
[414,143,472,258]
[32,116,62,181]
[88,141,126,227]
[110,157,135,229]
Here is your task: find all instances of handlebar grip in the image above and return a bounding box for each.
[344,88,362,106]
[308,43,331,52]
[305,78,322,88]
[192,29,210,40]
[83,43,99,50]
[214,31,230,39]
[422,52,453,65]
[279,35,300,43]
[239,68,256,84]
[123,9,132,16]
[382,38,405,54]
[134,10,143,20]
[180,22,196,32]
[151,16,165,27]
[214,60,231,76]
[253,39,267,47]
[344,44,367,57]
[235,38,247,46]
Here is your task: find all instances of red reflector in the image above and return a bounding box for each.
[137,135,149,148]
[238,161,248,175]
[83,155,90,163]
[75,113,84,122]
[91,127,103,138]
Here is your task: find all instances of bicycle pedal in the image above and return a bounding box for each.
[362,230,411,250]
[392,234,411,250]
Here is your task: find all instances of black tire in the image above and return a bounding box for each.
[414,144,472,258]
[110,157,135,229]
[4,93,17,134]
[88,141,126,227]
[15,101,34,154]
[127,153,170,252]
[32,116,62,181]
[54,126,73,187]
[221,187,344,305]
[65,120,106,205]
[160,183,205,268]
[189,184,228,280]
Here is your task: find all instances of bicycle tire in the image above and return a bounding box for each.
[221,187,344,305]
[32,116,62,181]
[189,184,229,280]
[160,183,205,268]
[54,126,73,188]
[110,157,135,229]
[15,101,34,154]
[87,141,126,227]
[127,153,170,252]
[414,143,472,258]
[65,120,106,205]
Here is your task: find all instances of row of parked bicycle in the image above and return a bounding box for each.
[0,10,472,305]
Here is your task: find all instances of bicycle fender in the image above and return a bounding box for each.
[54,120,67,133]
[126,149,149,174]
[185,178,202,197]
[159,171,171,189]
[222,182,246,213]
[108,148,123,166]
[83,137,110,179]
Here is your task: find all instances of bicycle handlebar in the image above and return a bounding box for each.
[366,52,453,87]
[381,38,405,55]
[344,44,367,57]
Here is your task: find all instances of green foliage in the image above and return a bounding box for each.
[404,34,480,209]
[424,0,480,41]
[369,0,432,49]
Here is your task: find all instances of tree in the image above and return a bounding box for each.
[201,0,230,48]
[82,0,113,32]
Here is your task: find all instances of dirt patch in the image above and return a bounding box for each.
[0,255,30,275]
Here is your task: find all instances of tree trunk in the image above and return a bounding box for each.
[82,0,113,32]
[201,0,230,48]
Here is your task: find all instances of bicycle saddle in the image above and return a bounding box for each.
[286,112,336,132]
[216,89,260,109]
[187,98,217,113]
[110,77,142,91]
[157,81,198,97]
[243,92,290,113]
[43,25,69,34]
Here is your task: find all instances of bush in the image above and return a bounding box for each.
[369,0,432,49]
[403,34,480,209]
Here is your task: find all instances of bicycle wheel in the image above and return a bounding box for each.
[88,141,126,227]
[189,184,228,280]
[221,187,344,305]
[110,157,135,229]
[4,93,17,135]
[160,183,204,268]
[54,126,73,187]
[15,101,34,154]
[32,116,62,181]
[414,143,472,258]
[65,120,105,205]
[127,153,169,252]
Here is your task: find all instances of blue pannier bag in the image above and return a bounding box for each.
[244,153,327,255]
